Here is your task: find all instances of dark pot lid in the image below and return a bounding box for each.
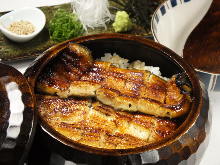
[183,0,220,74]
[0,63,36,165]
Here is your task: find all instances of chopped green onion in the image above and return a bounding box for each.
[48,9,84,42]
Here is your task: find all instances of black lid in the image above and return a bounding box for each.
[0,63,36,165]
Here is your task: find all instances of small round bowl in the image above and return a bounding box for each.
[25,33,210,165]
[0,7,46,43]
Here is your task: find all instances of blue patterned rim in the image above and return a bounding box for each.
[151,0,192,43]
[151,0,219,91]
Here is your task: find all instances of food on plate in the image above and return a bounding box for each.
[71,0,112,31]
[113,11,133,32]
[7,20,35,35]
[36,43,191,118]
[0,0,163,62]
[112,0,163,30]
[48,9,84,42]
[36,94,177,149]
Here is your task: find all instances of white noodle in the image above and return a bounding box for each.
[71,0,113,31]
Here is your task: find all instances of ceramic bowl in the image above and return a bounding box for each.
[25,33,210,165]
[151,0,212,56]
[151,0,217,91]
[0,7,46,43]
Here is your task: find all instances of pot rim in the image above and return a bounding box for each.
[25,33,203,156]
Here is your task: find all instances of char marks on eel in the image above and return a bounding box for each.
[36,43,191,118]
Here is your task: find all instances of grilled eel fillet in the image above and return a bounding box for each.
[37,95,177,149]
[36,43,191,118]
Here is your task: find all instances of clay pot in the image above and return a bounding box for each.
[25,33,210,165]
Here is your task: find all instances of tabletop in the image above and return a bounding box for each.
[1,0,220,165]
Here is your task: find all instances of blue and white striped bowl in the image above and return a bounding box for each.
[151,0,218,91]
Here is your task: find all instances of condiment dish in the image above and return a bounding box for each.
[0,7,46,43]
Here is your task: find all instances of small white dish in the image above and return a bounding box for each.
[0,7,46,43]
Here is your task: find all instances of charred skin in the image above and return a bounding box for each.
[37,95,177,149]
[36,43,191,118]
[37,43,93,95]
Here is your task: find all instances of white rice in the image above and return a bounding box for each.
[100,53,169,80]
[100,53,129,69]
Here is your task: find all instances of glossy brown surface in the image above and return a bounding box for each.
[36,44,191,118]
[25,34,207,162]
[36,95,176,149]
[0,63,36,165]
[183,0,220,74]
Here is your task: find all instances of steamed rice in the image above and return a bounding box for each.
[100,53,169,80]
[100,53,129,69]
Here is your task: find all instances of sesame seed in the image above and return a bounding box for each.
[7,20,35,35]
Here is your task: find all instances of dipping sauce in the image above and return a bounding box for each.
[7,20,35,35]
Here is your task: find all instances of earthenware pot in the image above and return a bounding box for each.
[25,33,210,165]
